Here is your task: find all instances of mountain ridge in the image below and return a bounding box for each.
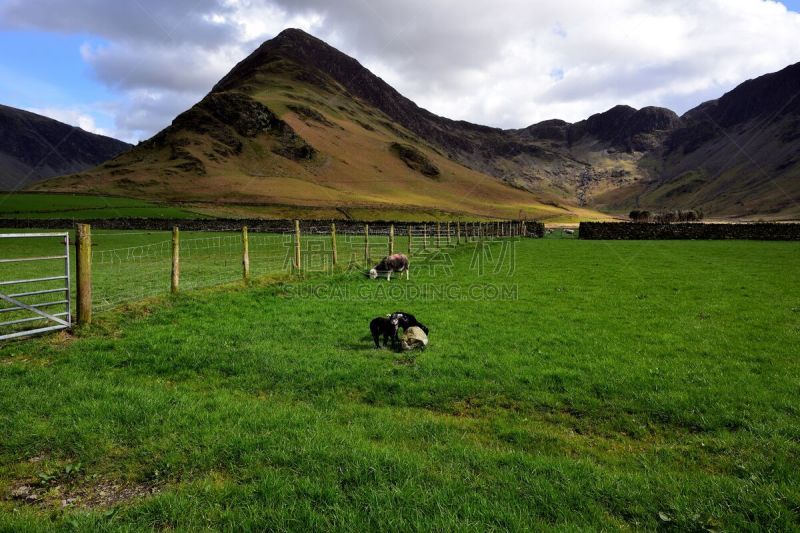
[0,104,131,191]
[33,28,800,219]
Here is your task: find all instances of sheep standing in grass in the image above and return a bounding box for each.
[369,253,410,281]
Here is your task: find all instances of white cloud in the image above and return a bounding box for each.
[4,0,800,140]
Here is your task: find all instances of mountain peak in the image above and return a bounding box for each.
[273,27,316,42]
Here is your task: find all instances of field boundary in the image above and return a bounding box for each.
[579,222,800,240]
[0,218,546,237]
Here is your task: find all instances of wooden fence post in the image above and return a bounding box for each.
[423,224,428,250]
[331,223,338,267]
[171,226,180,294]
[242,226,250,284]
[364,224,370,266]
[436,222,441,248]
[408,225,413,256]
[446,222,451,246]
[294,220,301,271]
[389,224,395,256]
[75,223,92,325]
[456,221,461,243]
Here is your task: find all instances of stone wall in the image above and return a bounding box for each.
[579,222,800,240]
[0,218,545,237]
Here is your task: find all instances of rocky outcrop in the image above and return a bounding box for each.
[143,92,315,170]
[389,143,440,177]
[569,105,681,151]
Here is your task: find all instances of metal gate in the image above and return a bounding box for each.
[0,233,71,341]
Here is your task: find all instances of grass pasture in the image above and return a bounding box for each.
[0,237,798,530]
[0,194,202,220]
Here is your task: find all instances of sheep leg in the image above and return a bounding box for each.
[387,271,391,281]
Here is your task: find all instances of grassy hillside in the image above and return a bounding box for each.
[34,84,605,221]
[0,194,202,219]
[1,238,798,529]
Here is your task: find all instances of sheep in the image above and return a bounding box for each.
[390,312,429,335]
[369,253,410,281]
[370,315,400,349]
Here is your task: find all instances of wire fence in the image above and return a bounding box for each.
[2,221,533,321]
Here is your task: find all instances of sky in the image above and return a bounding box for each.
[1,0,799,143]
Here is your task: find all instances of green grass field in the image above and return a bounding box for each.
[0,194,202,219]
[0,237,798,530]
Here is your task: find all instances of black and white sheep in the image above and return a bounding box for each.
[369,253,410,281]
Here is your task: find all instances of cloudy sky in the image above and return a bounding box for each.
[1,0,799,143]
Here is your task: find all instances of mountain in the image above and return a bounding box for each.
[208,29,676,206]
[596,62,800,219]
[29,29,607,220]
[0,105,131,191]
[32,29,800,219]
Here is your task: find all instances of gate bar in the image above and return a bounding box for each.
[64,233,71,327]
[0,276,68,287]
[8,288,67,299]
[1,313,68,328]
[0,294,69,327]
[0,325,68,341]
[0,300,69,314]
[0,256,68,264]
[0,233,69,239]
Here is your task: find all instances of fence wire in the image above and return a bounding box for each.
[19,222,524,314]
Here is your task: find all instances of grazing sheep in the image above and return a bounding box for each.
[390,312,429,335]
[370,315,400,349]
[400,326,428,351]
[369,253,410,281]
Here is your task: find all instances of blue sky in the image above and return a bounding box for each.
[1,0,799,142]
[0,31,118,134]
